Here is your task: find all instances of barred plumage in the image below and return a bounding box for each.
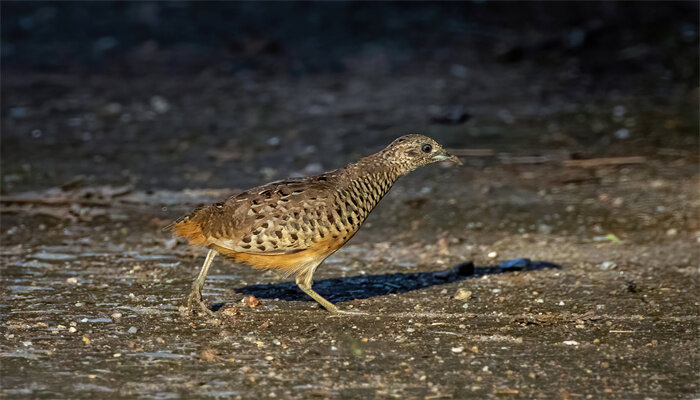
[172,134,461,315]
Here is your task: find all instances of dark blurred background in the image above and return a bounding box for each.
[1,1,698,192]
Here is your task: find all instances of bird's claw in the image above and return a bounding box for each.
[186,290,215,316]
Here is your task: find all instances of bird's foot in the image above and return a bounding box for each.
[186,290,215,316]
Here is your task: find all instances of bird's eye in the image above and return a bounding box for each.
[421,144,432,153]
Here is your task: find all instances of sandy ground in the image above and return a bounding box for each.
[1,4,699,398]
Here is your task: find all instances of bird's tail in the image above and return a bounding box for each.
[163,211,208,246]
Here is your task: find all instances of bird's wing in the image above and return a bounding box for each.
[203,175,340,255]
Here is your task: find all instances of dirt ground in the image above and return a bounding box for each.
[2,3,699,399]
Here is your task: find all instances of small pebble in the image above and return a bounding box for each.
[68,327,77,333]
[406,327,415,333]
[111,312,123,320]
[66,277,78,284]
[127,326,138,334]
[454,288,472,301]
[666,228,677,236]
[563,340,579,346]
[451,347,464,353]
[599,261,616,270]
[243,295,260,308]
[613,128,630,139]
[113,353,121,358]
[487,251,498,259]
[150,96,170,113]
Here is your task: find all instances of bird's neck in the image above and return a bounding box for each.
[344,150,405,184]
[335,151,405,217]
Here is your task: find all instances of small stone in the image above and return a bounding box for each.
[563,340,579,346]
[127,326,138,334]
[82,336,91,345]
[612,105,627,119]
[487,251,498,259]
[451,346,464,353]
[223,307,238,316]
[243,295,260,308]
[613,128,630,139]
[113,353,121,358]
[150,96,170,113]
[450,64,469,78]
[102,102,123,116]
[454,289,472,301]
[537,224,552,234]
[201,349,217,362]
[111,312,123,320]
[10,107,29,119]
[68,327,77,333]
[66,277,78,284]
[599,261,616,271]
[406,327,415,333]
[666,228,677,236]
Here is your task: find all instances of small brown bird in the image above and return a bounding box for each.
[170,134,461,315]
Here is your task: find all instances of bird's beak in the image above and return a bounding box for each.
[433,151,463,166]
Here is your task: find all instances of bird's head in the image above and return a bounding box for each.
[383,134,462,173]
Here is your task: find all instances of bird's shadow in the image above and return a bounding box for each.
[225,260,560,307]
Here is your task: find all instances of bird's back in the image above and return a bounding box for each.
[171,159,399,274]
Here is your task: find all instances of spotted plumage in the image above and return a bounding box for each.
[171,134,461,315]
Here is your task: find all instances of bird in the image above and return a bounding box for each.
[169,134,461,315]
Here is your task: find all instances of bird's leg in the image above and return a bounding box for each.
[186,249,217,316]
[295,270,366,315]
